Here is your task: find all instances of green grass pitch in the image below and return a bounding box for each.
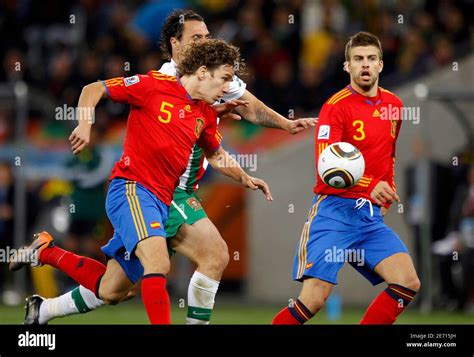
[0,300,472,324]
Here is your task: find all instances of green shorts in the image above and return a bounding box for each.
[164,188,207,239]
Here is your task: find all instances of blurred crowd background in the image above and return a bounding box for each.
[0,0,473,315]
[0,0,472,144]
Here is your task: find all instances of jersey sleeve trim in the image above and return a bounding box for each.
[215,130,223,144]
[102,81,110,97]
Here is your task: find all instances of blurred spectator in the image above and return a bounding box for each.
[294,65,326,114]
[405,137,451,302]
[439,4,469,45]
[457,165,474,310]
[250,32,291,81]
[79,51,102,85]
[300,24,334,71]
[271,4,301,62]
[0,106,13,145]
[233,4,265,60]
[433,164,474,311]
[65,126,114,261]
[0,162,14,301]
[1,49,27,83]
[429,35,456,69]
[0,162,39,298]
[397,27,431,80]
[266,59,299,115]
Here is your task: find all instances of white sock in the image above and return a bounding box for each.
[186,271,220,325]
[39,285,104,324]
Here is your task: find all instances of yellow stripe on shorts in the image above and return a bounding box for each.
[296,195,327,279]
[125,181,146,240]
[131,182,149,239]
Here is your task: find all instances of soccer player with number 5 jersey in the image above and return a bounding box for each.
[20,9,317,326]
[10,39,272,324]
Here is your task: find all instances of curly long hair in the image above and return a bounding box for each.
[177,39,245,76]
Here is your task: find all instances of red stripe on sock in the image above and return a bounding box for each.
[360,290,405,324]
[40,246,105,296]
[272,307,302,325]
[141,275,171,325]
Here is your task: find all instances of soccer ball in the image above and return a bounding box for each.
[318,142,365,189]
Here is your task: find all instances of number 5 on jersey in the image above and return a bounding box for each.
[158,101,174,123]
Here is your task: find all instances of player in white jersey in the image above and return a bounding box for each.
[24,9,317,325]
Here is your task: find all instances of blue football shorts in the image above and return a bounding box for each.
[293,194,408,285]
[101,178,169,283]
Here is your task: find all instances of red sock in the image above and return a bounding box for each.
[360,284,417,324]
[141,274,171,324]
[40,246,105,296]
[272,299,314,325]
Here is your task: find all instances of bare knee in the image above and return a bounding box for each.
[299,279,333,313]
[197,238,229,274]
[404,276,421,292]
[142,258,171,276]
[135,236,170,275]
[306,294,326,312]
[391,275,421,293]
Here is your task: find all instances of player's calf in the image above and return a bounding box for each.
[273,278,333,325]
[360,282,419,324]
[360,253,421,324]
[135,236,171,324]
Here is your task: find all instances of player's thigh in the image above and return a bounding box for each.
[299,278,334,313]
[99,259,134,304]
[374,252,421,291]
[293,196,355,284]
[170,217,228,265]
[135,235,170,275]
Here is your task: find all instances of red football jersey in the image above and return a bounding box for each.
[103,71,221,205]
[314,85,402,207]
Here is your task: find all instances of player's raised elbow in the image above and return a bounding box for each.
[81,81,107,100]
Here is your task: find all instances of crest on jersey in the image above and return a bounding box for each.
[124,75,140,86]
[390,120,397,138]
[194,118,205,138]
[187,197,202,211]
[318,125,330,139]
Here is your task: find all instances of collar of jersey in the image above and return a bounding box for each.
[176,75,194,102]
[347,84,382,106]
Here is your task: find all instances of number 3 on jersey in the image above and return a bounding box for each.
[158,101,174,123]
[352,120,366,141]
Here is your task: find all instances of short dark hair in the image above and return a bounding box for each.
[177,39,244,76]
[345,31,383,61]
[160,9,204,60]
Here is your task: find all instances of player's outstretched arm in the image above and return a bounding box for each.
[205,146,273,201]
[235,90,317,134]
[213,99,249,121]
[69,82,107,155]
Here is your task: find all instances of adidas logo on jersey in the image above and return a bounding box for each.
[372,109,381,117]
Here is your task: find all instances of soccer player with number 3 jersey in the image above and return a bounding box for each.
[273,32,421,325]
